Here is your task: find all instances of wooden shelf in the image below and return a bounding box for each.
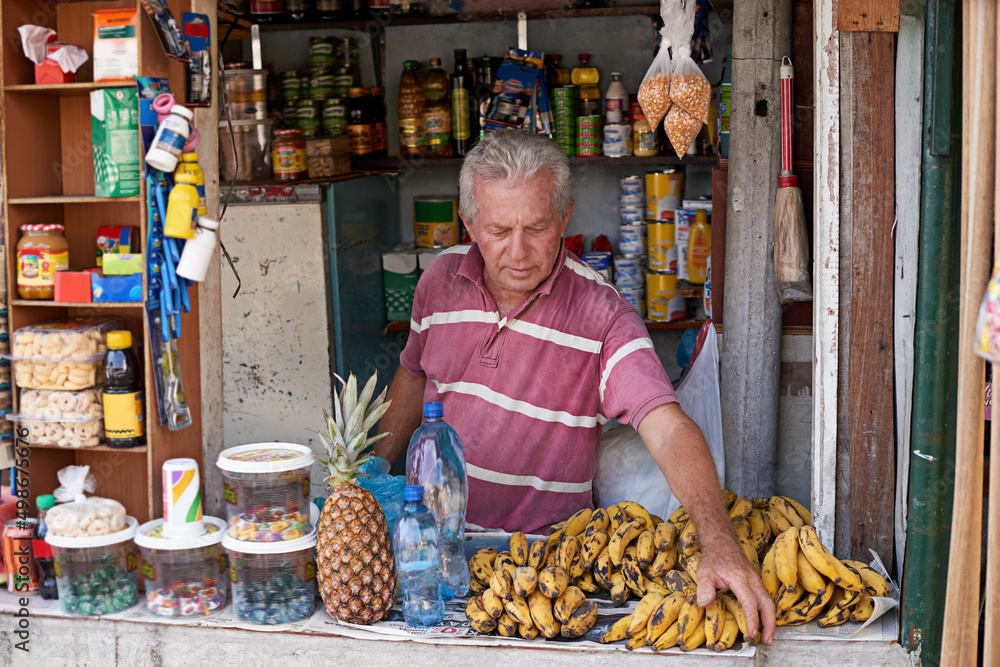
[28,443,148,454]
[9,195,142,205]
[9,300,144,308]
[4,82,133,97]
[354,154,718,171]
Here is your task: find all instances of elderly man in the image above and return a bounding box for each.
[376,129,775,643]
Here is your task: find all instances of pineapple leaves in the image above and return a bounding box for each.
[361,390,391,433]
[321,371,393,486]
[342,373,359,429]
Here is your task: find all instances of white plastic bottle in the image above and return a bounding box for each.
[146,105,193,172]
[176,216,220,282]
[604,72,629,124]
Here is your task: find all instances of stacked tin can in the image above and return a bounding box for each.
[576,114,602,157]
[645,167,686,322]
[616,176,646,317]
[552,86,576,156]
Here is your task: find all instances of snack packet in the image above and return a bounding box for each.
[44,465,128,538]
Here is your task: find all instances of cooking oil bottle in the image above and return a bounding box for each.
[422,58,453,158]
[572,53,601,117]
[398,60,425,158]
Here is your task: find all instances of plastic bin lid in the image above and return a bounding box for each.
[134,516,226,550]
[45,516,138,549]
[216,443,315,474]
[222,524,318,555]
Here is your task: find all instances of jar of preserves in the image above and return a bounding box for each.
[632,101,657,157]
[271,129,308,182]
[16,224,69,300]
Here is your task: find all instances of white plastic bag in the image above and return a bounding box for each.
[593,321,724,519]
[45,465,127,537]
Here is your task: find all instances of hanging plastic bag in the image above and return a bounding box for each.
[659,0,711,155]
[593,320,724,518]
[637,27,673,132]
[44,465,128,537]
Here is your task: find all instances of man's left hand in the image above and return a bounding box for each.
[695,537,777,646]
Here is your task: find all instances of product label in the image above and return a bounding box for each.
[250,0,283,14]
[102,391,145,438]
[142,560,155,581]
[17,248,68,287]
[223,480,237,505]
[451,89,471,140]
[273,145,307,175]
[720,83,731,130]
[400,118,423,147]
[348,124,375,154]
[154,128,186,159]
[605,98,626,124]
[373,122,387,152]
[634,125,658,154]
[423,110,452,145]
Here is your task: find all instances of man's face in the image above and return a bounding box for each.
[461,176,573,307]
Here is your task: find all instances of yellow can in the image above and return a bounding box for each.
[647,220,677,273]
[645,168,685,221]
[414,196,459,248]
[646,271,678,322]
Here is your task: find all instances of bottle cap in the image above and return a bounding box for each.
[403,60,422,69]
[175,172,198,184]
[181,153,198,161]
[423,401,443,418]
[196,216,220,231]
[403,484,424,502]
[37,494,56,510]
[695,209,709,222]
[611,71,623,78]
[20,224,65,232]
[551,54,562,64]
[430,58,442,67]
[349,87,364,97]
[578,53,591,63]
[170,105,194,121]
[107,330,132,349]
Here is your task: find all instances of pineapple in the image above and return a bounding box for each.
[316,372,396,624]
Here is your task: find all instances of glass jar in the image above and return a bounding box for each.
[271,129,308,182]
[16,224,69,300]
[632,101,657,157]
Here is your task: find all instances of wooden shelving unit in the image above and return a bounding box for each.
[0,0,202,523]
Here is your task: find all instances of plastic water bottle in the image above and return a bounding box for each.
[406,401,470,599]
[393,484,445,627]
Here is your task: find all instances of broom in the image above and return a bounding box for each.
[774,56,812,303]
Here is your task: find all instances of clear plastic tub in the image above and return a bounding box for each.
[19,387,104,420]
[8,320,118,390]
[216,443,314,542]
[223,528,317,625]
[135,516,227,618]
[7,414,103,447]
[45,516,139,615]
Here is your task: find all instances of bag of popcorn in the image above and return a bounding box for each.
[637,27,673,132]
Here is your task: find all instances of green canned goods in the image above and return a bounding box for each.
[296,100,320,138]
[281,71,302,102]
[576,135,602,147]
[553,96,576,108]
[576,126,601,138]
[553,108,577,120]
[310,66,334,100]
[555,129,576,141]
[309,37,335,67]
[552,85,576,99]
[577,145,601,157]
[576,115,602,127]
[322,98,347,136]
[560,144,576,157]
[332,67,355,99]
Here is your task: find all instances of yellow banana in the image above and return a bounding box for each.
[654,520,678,553]
[502,593,534,627]
[850,595,875,622]
[651,620,680,651]
[600,615,631,643]
[469,547,498,583]
[679,613,706,651]
[779,579,833,626]
[781,495,811,524]
[679,517,700,558]
[738,534,760,571]
[645,580,670,597]
[494,552,517,575]
[527,539,548,570]
[621,547,648,596]
[537,565,570,599]
[468,614,497,634]
[594,548,615,590]
[835,570,863,609]
[560,600,598,638]
[722,489,738,508]
[544,544,560,568]
[627,591,665,637]
[761,543,781,602]
[481,588,504,619]
[774,527,800,592]
[668,506,688,527]
[563,508,592,537]
[763,506,793,534]
[625,627,648,651]
[646,591,685,643]
[796,549,827,594]
[681,550,701,584]
[703,595,725,645]
[610,572,630,607]
[518,622,540,640]
[714,611,739,651]
[846,562,891,597]
[569,551,585,580]
[549,519,567,534]
[509,531,529,566]
[466,595,495,625]
[635,530,656,570]
[585,507,611,536]
[553,585,586,623]
[511,565,538,597]
[618,500,654,531]
[470,578,488,594]
[547,526,567,552]
[646,542,678,579]
[732,517,751,540]
[746,509,769,552]
[677,596,705,645]
[556,535,581,572]
[609,503,629,532]
[728,496,754,521]
[527,588,560,639]
[719,591,751,639]
[775,583,805,616]
[580,529,610,571]
[609,516,647,567]
[496,611,518,637]
[664,569,697,598]
[769,496,805,529]
[797,526,864,592]
[818,605,852,628]
[490,568,513,601]
[574,571,600,594]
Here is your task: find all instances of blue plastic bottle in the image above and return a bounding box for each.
[393,484,445,627]
[405,401,470,599]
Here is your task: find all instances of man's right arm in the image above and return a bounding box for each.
[374,366,426,467]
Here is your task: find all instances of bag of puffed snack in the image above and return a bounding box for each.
[45,465,128,538]
[637,27,673,132]
[659,0,711,155]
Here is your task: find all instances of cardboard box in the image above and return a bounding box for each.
[102,253,144,276]
[382,245,418,321]
[54,271,93,303]
[305,138,351,179]
[417,247,446,273]
[91,271,142,303]
[34,42,76,84]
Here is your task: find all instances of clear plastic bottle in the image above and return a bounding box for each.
[422,58,453,158]
[398,60,425,158]
[405,401,469,599]
[35,494,55,540]
[393,484,445,626]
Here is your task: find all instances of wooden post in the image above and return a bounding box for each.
[941,0,994,663]
[719,0,789,498]
[811,0,840,549]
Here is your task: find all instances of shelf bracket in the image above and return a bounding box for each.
[517,11,527,50]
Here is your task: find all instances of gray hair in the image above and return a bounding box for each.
[458,130,572,225]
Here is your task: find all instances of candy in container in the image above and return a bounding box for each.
[45,517,139,615]
[223,527,317,625]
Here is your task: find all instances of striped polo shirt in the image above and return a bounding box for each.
[400,243,677,534]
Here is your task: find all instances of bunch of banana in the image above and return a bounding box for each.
[760,525,890,627]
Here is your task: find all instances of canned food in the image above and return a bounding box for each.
[576,136,602,147]
[322,98,346,136]
[576,115,602,127]
[552,86,577,99]
[577,145,601,157]
[603,124,632,158]
[553,109,577,120]
[3,519,40,594]
[619,205,644,225]
[620,287,646,318]
[648,221,677,272]
[414,196,459,248]
[619,224,646,255]
[332,67,354,98]
[309,66,334,100]
[614,254,644,289]
[280,71,302,102]
[675,209,696,281]
[619,175,644,206]
[553,96,577,108]
[582,252,612,281]
[559,144,576,157]
[647,272,684,322]
[309,37,336,67]
[575,125,601,138]
[295,100,320,138]
[646,168,685,221]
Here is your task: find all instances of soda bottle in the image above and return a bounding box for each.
[572,53,601,117]
[405,401,469,599]
[450,49,474,156]
[102,330,146,448]
[346,87,374,156]
[368,87,388,156]
[393,484,446,626]
[398,60,425,158]
[35,495,55,540]
[475,56,498,141]
[422,58,453,158]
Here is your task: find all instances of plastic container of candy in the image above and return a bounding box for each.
[45,516,139,615]
[134,516,227,618]
[223,526,317,625]
[216,443,314,542]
